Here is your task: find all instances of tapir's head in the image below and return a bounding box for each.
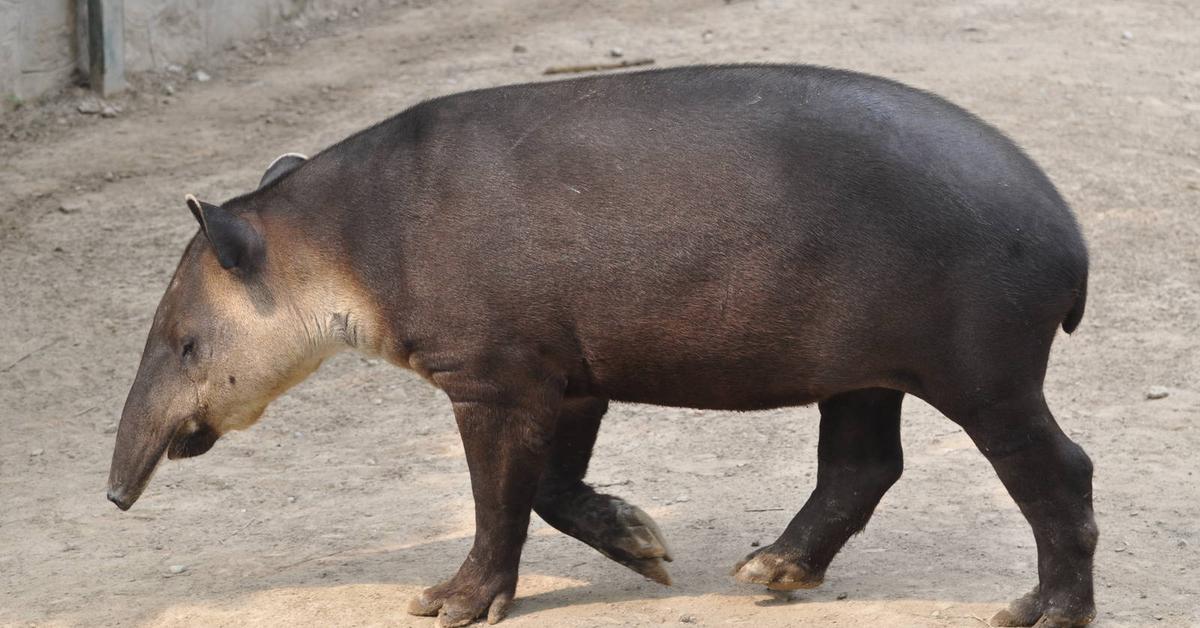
[107,154,348,510]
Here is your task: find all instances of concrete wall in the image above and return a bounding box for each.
[1,0,394,103]
[0,0,80,102]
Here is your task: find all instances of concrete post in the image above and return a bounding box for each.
[87,0,125,96]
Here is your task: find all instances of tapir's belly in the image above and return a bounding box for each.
[583,351,828,411]
[568,275,898,410]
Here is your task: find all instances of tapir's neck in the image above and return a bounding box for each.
[252,174,415,370]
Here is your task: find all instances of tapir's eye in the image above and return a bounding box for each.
[181,338,196,359]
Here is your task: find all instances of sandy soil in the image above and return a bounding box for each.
[2,1,1198,626]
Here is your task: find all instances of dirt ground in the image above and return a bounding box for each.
[1,0,1198,626]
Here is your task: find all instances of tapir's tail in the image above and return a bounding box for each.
[1061,275,1087,334]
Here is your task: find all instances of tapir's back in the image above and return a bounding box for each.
[323,65,1087,407]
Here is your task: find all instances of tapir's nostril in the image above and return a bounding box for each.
[107,488,132,511]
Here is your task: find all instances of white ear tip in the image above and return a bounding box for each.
[185,193,199,205]
[266,152,309,170]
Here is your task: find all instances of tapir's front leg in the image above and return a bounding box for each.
[408,365,563,627]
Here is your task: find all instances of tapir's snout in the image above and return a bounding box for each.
[106,414,216,511]
[107,373,175,513]
[105,432,164,511]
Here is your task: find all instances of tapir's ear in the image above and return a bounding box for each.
[185,195,264,271]
[258,152,308,189]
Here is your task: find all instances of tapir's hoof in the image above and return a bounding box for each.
[732,546,824,591]
[408,580,514,627]
[544,494,674,585]
[606,502,674,585]
[990,588,1095,627]
[991,588,1042,627]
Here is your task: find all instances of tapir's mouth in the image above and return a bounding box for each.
[167,418,220,460]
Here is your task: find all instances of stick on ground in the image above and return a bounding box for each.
[544,58,655,75]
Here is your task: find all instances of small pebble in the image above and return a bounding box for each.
[837,592,848,600]
[512,44,527,53]
[168,564,188,574]
[372,398,383,405]
[286,495,297,503]
[750,540,760,547]
[609,47,624,58]
[77,100,102,115]
[1145,386,1169,400]
[58,200,85,214]
[702,30,714,42]
[165,63,184,74]
[30,448,44,456]
[164,84,176,96]
[100,105,119,118]
[193,70,211,83]
[679,614,696,624]
[1121,31,1134,40]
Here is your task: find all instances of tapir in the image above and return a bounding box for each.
[107,64,1095,628]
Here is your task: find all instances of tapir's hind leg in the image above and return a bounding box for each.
[935,387,1097,628]
[533,397,674,585]
[734,388,904,590]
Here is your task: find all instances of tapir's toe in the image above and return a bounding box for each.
[434,593,511,628]
[991,588,1042,626]
[732,546,824,591]
[617,555,672,587]
[407,589,443,617]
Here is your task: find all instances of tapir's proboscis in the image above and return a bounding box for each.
[108,65,1095,627]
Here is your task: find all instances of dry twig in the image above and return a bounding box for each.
[544,58,655,75]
